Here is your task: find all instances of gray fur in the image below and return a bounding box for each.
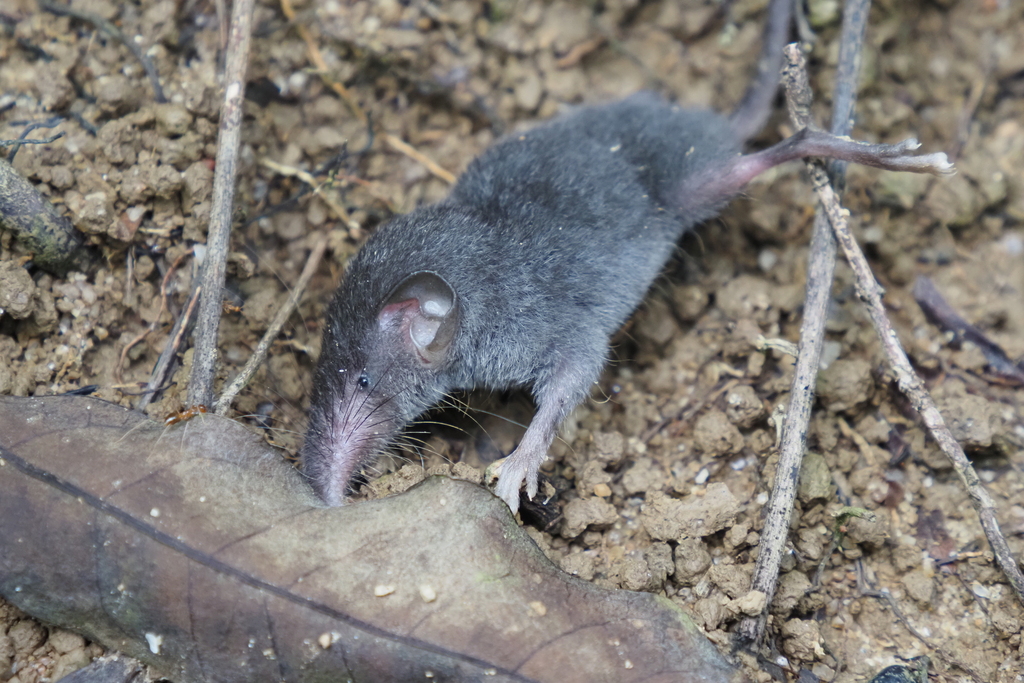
[302,94,744,504]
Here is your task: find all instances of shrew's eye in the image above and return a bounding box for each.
[357,374,370,389]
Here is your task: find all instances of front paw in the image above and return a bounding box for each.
[489,452,542,514]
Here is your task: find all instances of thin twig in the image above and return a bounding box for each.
[214,0,229,52]
[1,132,65,159]
[136,285,202,412]
[214,233,329,415]
[279,0,365,123]
[913,275,1024,384]
[2,121,65,162]
[859,580,985,683]
[258,157,355,226]
[116,248,194,384]
[738,0,872,649]
[781,49,1024,606]
[278,0,457,185]
[815,169,1024,604]
[173,287,202,360]
[38,0,166,103]
[949,47,993,162]
[187,0,256,407]
[639,377,738,444]
[382,134,457,184]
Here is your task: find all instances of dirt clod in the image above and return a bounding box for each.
[673,538,712,586]
[901,568,936,607]
[781,618,825,662]
[642,484,741,541]
[798,452,836,503]
[561,497,618,538]
[771,570,812,616]
[0,261,36,319]
[935,388,996,450]
[587,431,626,466]
[8,619,46,654]
[724,384,766,428]
[816,358,875,413]
[693,409,744,458]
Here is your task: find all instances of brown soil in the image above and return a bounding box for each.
[1,0,1023,681]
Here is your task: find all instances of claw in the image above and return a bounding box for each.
[492,449,543,515]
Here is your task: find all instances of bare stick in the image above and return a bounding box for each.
[786,49,1024,606]
[214,233,329,415]
[0,154,85,276]
[738,0,872,649]
[815,166,1024,606]
[187,0,255,408]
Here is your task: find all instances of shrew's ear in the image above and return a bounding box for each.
[378,271,458,366]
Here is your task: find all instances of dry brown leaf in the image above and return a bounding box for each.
[0,396,742,683]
